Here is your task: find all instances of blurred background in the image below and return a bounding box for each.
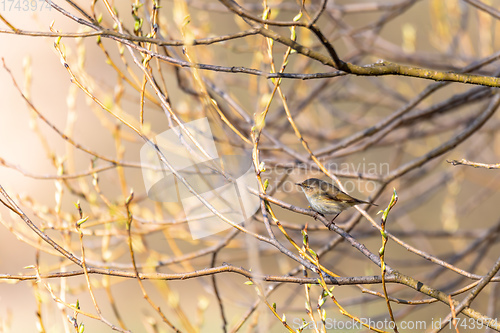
[1,0,500,332]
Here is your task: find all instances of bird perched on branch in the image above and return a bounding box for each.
[296,178,377,225]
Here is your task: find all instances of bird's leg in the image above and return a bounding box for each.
[307,206,320,220]
[327,213,340,228]
[312,211,324,221]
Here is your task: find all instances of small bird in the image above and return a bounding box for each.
[296,178,376,225]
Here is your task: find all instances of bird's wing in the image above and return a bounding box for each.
[334,191,361,203]
[326,183,377,206]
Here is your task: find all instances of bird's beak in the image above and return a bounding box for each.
[295,183,302,187]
